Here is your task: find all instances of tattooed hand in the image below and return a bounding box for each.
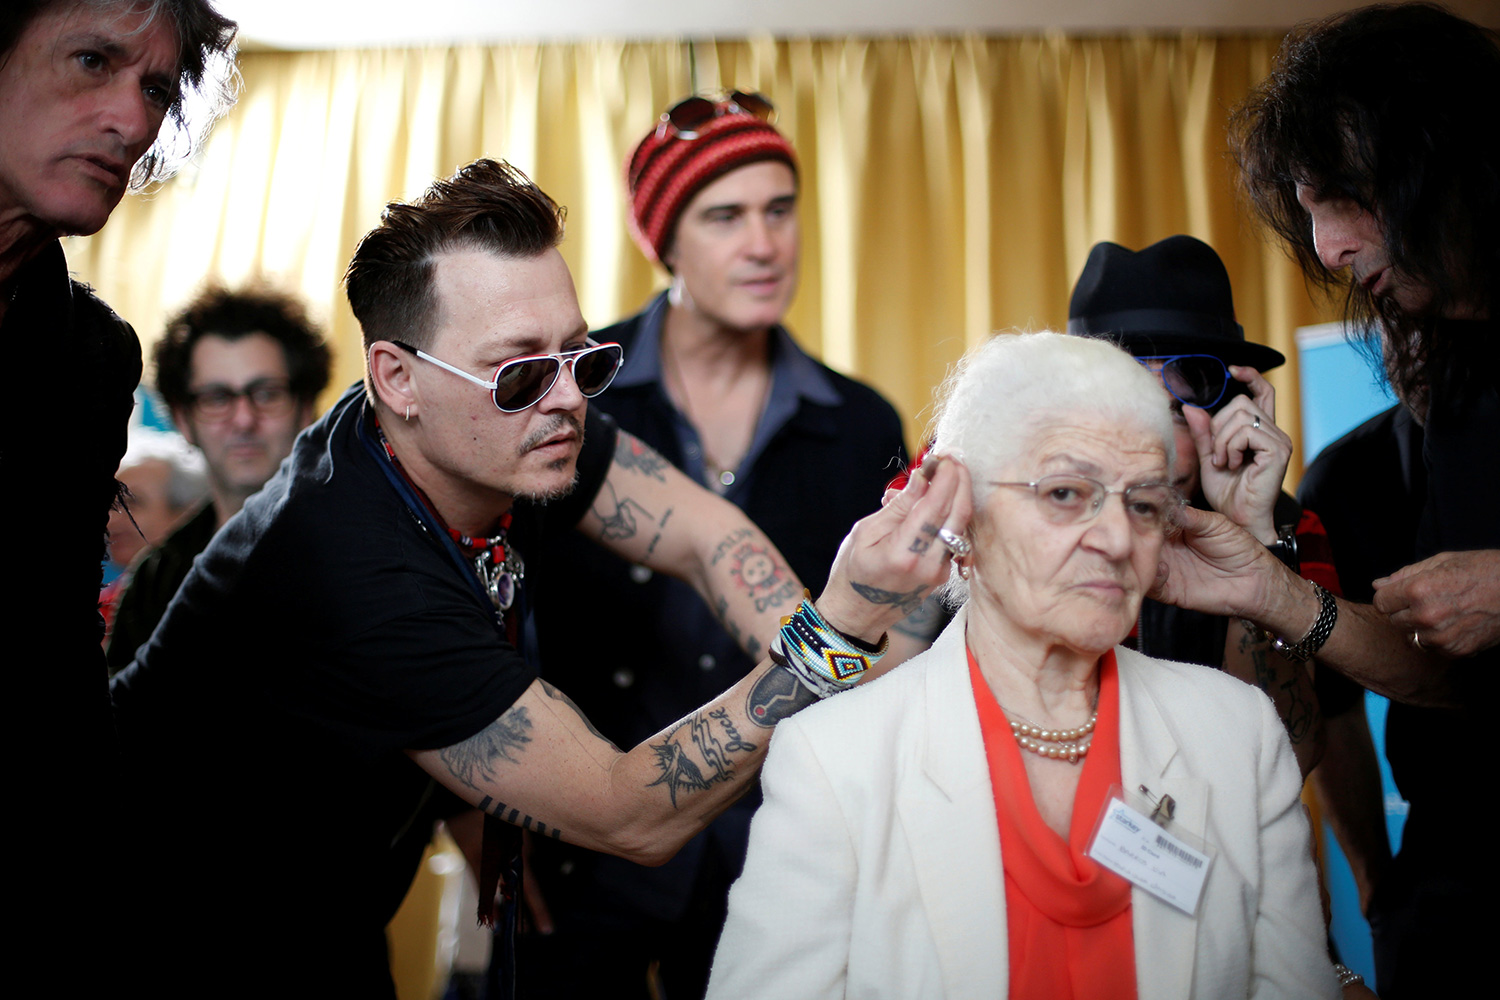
[813,454,973,642]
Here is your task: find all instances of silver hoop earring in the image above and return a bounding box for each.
[404,405,411,421]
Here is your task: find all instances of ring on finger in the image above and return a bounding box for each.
[937,527,971,558]
[1412,631,1424,650]
[1253,416,1261,430]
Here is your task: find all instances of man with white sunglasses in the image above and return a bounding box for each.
[110,158,964,996]
[1068,235,1340,778]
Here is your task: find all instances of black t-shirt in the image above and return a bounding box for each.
[1298,324,1498,859]
[1298,404,1426,719]
[111,384,615,984]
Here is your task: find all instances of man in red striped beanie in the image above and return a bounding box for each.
[522,92,908,1000]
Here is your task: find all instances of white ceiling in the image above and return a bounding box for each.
[218,0,1500,50]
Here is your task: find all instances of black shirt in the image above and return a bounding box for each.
[111,384,615,990]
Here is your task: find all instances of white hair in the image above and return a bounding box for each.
[120,427,208,511]
[929,330,1176,605]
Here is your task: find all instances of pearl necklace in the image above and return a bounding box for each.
[1007,712,1098,763]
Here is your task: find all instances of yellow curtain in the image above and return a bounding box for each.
[66,33,1337,475]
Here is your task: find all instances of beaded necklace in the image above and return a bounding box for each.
[374,417,524,612]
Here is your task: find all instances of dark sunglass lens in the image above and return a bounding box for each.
[667,96,718,135]
[730,91,776,122]
[1161,356,1228,408]
[573,345,623,396]
[493,357,560,411]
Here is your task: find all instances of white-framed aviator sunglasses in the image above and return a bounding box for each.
[391,339,624,413]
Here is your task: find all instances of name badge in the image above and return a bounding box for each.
[1087,791,1212,916]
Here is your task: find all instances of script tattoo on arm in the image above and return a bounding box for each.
[538,678,621,751]
[644,708,761,808]
[851,581,928,617]
[614,434,669,481]
[439,705,533,792]
[745,664,820,728]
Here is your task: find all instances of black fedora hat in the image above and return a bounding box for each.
[1067,235,1285,372]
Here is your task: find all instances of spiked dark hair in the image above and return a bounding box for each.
[344,159,566,353]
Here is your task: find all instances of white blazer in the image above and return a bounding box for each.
[708,607,1336,1000]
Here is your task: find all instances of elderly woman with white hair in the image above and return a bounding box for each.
[706,332,1336,1000]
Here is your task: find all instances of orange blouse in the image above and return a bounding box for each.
[969,646,1137,1000]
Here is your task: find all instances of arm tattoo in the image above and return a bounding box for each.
[439,706,533,791]
[614,435,669,481]
[725,538,798,613]
[538,678,621,751]
[590,480,660,543]
[709,527,755,567]
[476,794,563,840]
[892,593,945,642]
[645,708,760,807]
[850,581,927,616]
[745,663,820,728]
[1239,624,1318,745]
[643,508,673,559]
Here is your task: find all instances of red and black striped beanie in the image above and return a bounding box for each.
[625,108,797,267]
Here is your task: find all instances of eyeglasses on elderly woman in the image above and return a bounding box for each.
[990,475,1179,530]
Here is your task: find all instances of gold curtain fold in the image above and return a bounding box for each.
[66,33,1337,474]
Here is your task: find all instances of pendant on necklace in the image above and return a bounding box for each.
[476,549,523,612]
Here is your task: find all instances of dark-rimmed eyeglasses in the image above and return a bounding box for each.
[187,379,295,421]
[992,475,1178,531]
[1135,355,1234,410]
[392,340,624,413]
[657,90,776,140]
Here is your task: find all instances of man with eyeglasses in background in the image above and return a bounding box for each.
[519,92,907,1000]
[109,158,962,996]
[1068,235,1340,779]
[105,284,331,671]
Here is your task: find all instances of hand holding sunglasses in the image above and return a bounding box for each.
[1134,354,1250,411]
[393,340,624,412]
[1176,363,1293,546]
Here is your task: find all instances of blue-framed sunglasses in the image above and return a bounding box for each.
[392,340,624,413]
[1135,354,1238,410]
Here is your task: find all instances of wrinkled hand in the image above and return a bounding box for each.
[1372,550,1500,658]
[1151,504,1282,618]
[1186,366,1292,544]
[817,454,973,642]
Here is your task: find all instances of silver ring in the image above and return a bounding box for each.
[1253,416,1261,429]
[1412,631,1424,650]
[937,527,971,558]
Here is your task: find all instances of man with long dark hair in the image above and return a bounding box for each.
[0,0,237,986]
[1157,6,1498,995]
